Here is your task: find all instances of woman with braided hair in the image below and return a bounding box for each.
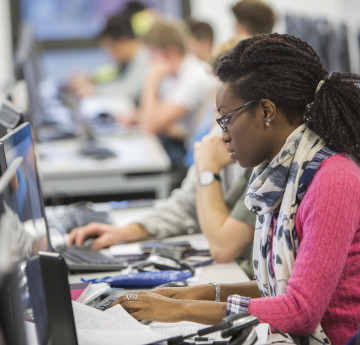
[114,34,360,345]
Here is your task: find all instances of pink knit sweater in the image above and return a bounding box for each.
[248,154,360,344]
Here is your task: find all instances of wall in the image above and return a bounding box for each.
[1,0,360,81]
[0,0,13,90]
[190,0,360,73]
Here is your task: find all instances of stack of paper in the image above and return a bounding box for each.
[76,283,111,305]
[70,282,90,301]
[72,301,164,345]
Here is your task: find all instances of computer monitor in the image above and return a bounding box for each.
[0,98,26,140]
[0,122,123,272]
[25,252,78,345]
[0,158,76,345]
[0,123,49,252]
[0,157,30,345]
[13,24,45,133]
[0,156,48,263]
[14,25,76,142]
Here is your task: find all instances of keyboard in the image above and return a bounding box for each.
[94,289,141,311]
[94,291,124,311]
[58,246,126,272]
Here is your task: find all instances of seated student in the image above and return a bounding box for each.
[113,34,360,345]
[137,19,215,168]
[184,0,276,167]
[231,0,276,36]
[67,5,151,106]
[185,18,214,63]
[184,36,249,168]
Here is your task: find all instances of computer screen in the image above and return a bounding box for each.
[0,123,49,254]
[0,156,48,263]
[0,99,26,140]
[14,25,47,133]
[0,158,41,345]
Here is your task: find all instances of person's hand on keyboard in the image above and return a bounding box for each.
[66,222,151,249]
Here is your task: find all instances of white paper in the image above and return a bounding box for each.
[25,321,39,345]
[150,321,223,341]
[76,329,165,345]
[77,305,143,330]
[76,282,93,303]
[254,323,269,344]
[150,320,206,337]
[189,237,210,250]
[77,282,111,304]
[72,301,103,327]
[109,243,143,256]
[72,301,164,344]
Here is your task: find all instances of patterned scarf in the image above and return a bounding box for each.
[245,123,335,344]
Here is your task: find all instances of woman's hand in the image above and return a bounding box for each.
[114,290,228,324]
[113,291,185,322]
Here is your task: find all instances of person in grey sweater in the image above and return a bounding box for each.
[67,127,255,264]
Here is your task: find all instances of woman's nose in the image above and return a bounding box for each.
[221,130,230,143]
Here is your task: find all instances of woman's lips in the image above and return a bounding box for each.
[227,146,235,159]
[227,146,234,154]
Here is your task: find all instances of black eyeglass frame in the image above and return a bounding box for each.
[216,99,257,132]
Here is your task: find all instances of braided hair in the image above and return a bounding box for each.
[216,33,360,162]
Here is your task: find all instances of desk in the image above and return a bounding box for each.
[68,231,250,286]
[36,130,172,199]
[63,206,250,285]
[68,260,249,286]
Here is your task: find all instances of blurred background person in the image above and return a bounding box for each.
[137,19,215,179]
[184,0,276,168]
[185,17,214,63]
[231,0,276,36]
[66,2,154,107]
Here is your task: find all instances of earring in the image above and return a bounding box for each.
[265,119,271,128]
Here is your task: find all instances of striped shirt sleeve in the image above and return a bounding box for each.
[226,295,251,316]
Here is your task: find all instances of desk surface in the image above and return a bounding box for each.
[36,130,172,199]
[64,207,250,285]
[68,233,250,286]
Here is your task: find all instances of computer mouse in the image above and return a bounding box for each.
[96,112,115,124]
[82,236,98,248]
[79,145,117,160]
[97,112,112,119]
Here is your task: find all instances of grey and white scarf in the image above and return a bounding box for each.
[245,124,334,344]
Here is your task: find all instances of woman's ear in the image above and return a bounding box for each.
[259,99,276,120]
[259,99,276,129]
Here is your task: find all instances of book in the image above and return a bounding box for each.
[70,282,91,301]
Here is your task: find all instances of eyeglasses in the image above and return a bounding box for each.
[216,100,257,132]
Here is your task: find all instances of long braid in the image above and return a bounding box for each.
[306,73,360,160]
[217,33,360,162]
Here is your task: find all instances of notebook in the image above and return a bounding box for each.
[0,122,125,272]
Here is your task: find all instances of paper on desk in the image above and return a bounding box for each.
[76,282,111,305]
[150,320,223,341]
[72,301,103,326]
[109,243,143,256]
[188,237,210,251]
[254,323,269,344]
[76,329,165,345]
[72,301,164,345]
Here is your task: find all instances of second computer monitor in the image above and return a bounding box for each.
[0,122,49,254]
